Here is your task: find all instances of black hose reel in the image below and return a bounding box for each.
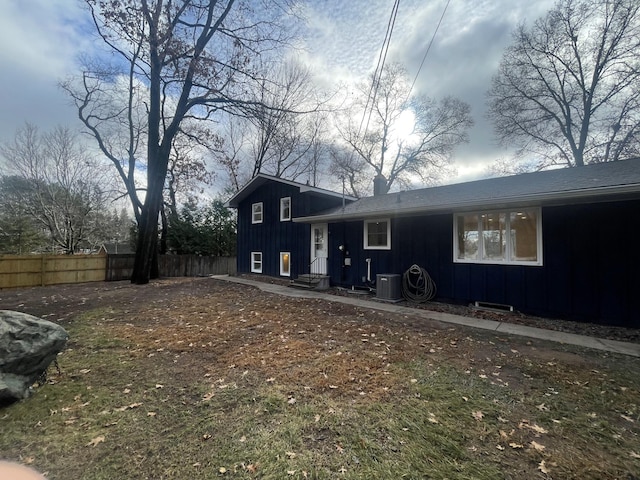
[402,264,436,302]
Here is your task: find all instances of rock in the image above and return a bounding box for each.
[0,310,68,404]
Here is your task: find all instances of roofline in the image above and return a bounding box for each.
[292,183,640,223]
[225,173,357,208]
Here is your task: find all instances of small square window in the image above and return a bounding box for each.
[251,252,262,273]
[280,197,291,221]
[280,252,291,277]
[252,203,263,224]
[364,219,391,250]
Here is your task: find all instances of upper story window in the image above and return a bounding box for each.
[280,197,291,221]
[364,219,391,250]
[252,202,263,224]
[454,208,542,265]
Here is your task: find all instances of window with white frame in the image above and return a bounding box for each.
[280,197,291,221]
[454,208,542,265]
[280,252,291,276]
[252,202,263,224]
[364,219,391,250]
[251,252,263,273]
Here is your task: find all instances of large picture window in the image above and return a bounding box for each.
[364,219,391,250]
[251,252,263,273]
[252,202,263,224]
[455,209,542,265]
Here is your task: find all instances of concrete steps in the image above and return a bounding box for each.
[289,274,330,291]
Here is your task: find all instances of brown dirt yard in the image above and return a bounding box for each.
[1,277,639,479]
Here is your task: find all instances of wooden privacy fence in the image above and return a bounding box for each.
[1,254,237,288]
[0,254,107,289]
[106,254,237,281]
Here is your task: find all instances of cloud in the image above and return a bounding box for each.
[0,0,93,142]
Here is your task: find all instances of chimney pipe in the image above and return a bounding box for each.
[373,174,388,196]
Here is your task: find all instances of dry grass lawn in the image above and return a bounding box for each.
[1,277,639,479]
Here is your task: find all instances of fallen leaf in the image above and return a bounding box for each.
[266,377,276,383]
[287,470,296,475]
[287,397,296,405]
[631,451,640,459]
[472,410,484,421]
[285,451,296,459]
[219,467,227,474]
[621,414,635,423]
[79,369,91,374]
[86,435,105,447]
[538,460,550,474]
[239,435,247,443]
[246,464,257,473]
[155,384,164,389]
[509,442,524,449]
[529,424,548,434]
[496,444,505,450]
[147,412,156,417]
[203,434,212,440]
[530,441,546,452]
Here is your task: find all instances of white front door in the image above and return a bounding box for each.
[310,223,328,275]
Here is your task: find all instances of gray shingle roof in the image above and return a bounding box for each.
[294,158,640,222]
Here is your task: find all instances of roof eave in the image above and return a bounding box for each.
[292,184,640,223]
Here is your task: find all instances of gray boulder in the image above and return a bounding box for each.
[0,310,68,404]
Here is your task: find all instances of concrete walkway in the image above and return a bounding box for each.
[212,275,640,358]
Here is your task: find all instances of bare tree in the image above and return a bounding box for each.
[0,124,112,254]
[216,60,331,190]
[334,63,473,194]
[487,0,640,168]
[63,0,294,283]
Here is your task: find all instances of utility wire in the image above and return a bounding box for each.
[407,0,451,98]
[357,0,401,140]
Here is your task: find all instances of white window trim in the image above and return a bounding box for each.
[251,251,263,273]
[453,208,543,266]
[364,218,391,250]
[280,197,291,222]
[252,202,263,224]
[280,251,291,277]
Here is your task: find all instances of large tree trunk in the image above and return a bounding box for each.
[131,198,160,284]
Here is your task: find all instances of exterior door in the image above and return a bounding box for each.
[310,223,328,275]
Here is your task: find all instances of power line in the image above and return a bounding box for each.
[357,0,401,140]
[408,0,451,98]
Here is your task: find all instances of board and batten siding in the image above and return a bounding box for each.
[327,199,640,328]
[236,181,348,278]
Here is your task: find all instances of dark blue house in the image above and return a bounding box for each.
[229,160,640,328]
[226,174,356,279]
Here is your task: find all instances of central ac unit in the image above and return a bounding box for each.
[376,274,402,302]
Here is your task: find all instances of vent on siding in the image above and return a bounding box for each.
[473,301,514,313]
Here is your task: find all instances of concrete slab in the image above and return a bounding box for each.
[211,275,640,358]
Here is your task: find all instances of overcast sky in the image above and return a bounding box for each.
[0,0,556,184]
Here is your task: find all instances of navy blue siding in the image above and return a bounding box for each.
[236,181,346,278]
[327,200,640,327]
